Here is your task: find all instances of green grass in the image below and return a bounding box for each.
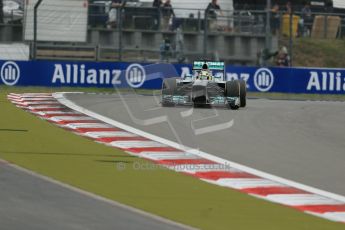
[280,38,345,68]
[248,92,345,101]
[0,87,344,230]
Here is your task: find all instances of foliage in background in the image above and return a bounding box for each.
[281,38,345,68]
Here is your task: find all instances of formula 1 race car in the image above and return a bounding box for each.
[161,61,246,110]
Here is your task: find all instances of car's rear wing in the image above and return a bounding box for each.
[192,61,225,71]
[192,61,226,81]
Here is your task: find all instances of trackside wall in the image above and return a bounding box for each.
[1,60,345,94]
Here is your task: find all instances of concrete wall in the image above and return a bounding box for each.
[0,24,278,65]
[0,24,23,42]
[88,28,278,65]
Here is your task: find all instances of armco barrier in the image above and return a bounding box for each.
[1,60,345,94]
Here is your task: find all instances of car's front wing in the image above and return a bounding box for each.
[162,95,240,107]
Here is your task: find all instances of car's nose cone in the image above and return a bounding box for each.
[192,84,207,104]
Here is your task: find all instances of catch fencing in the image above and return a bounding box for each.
[0,1,344,65]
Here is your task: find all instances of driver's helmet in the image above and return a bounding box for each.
[199,70,211,80]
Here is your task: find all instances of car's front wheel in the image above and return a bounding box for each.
[226,81,240,110]
[239,79,247,107]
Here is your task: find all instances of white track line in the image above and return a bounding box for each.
[84,131,138,139]
[49,116,96,121]
[8,93,345,223]
[168,164,240,173]
[141,152,200,161]
[9,93,345,223]
[109,141,167,149]
[66,123,115,129]
[54,92,345,205]
[216,178,285,189]
[266,194,344,206]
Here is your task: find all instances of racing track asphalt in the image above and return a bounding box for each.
[65,93,345,197]
[0,161,188,230]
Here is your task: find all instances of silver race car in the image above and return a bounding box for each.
[161,61,246,110]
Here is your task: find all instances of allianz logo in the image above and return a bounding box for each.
[52,63,146,88]
[307,71,345,91]
[253,68,274,92]
[125,64,146,88]
[1,61,21,86]
[52,64,122,85]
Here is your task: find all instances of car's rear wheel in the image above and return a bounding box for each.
[226,81,240,110]
[239,79,247,107]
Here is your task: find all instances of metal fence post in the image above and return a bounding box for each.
[157,7,161,31]
[198,10,201,32]
[264,0,271,66]
[118,7,123,61]
[289,10,293,66]
[0,0,3,24]
[239,12,242,33]
[203,9,208,58]
[33,0,43,60]
[340,18,343,39]
[324,14,328,39]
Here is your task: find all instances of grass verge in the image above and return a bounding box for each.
[280,38,345,68]
[248,92,345,101]
[0,86,344,230]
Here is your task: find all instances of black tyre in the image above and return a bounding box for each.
[161,78,177,106]
[226,80,240,97]
[226,81,240,110]
[239,79,247,107]
[162,78,177,95]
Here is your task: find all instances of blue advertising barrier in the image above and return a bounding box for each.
[1,60,345,94]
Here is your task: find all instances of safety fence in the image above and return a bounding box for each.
[0,2,344,65]
[3,2,343,37]
[87,3,345,38]
[1,59,344,95]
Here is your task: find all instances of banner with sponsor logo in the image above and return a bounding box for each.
[1,60,345,94]
[0,60,177,89]
[218,66,345,94]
